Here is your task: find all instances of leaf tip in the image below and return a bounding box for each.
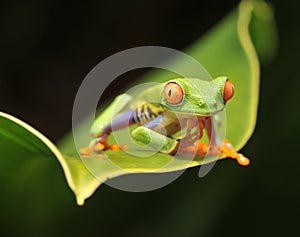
[76,196,85,206]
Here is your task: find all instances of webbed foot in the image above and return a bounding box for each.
[79,134,127,157]
[80,142,127,157]
[175,140,250,166]
[177,142,208,156]
[220,139,250,166]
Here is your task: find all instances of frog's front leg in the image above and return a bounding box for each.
[203,116,250,166]
[171,118,206,156]
[80,109,134,156]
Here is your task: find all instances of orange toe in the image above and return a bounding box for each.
[196,142,208,156]
[108,144,123,150]
[79,146,94,155]
[236,154,250,166]
[94,143,105,151]
[221,140,250,166]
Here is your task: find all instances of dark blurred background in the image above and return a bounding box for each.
[0,0,300,236]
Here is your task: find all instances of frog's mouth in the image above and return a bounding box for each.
[171,108,224,118]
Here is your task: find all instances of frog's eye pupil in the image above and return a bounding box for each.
[164,82,184,104]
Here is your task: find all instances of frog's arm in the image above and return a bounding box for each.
[203,116,250,166]
[203,116,219,148]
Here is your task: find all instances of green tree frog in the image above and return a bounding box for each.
[80,77,250,166]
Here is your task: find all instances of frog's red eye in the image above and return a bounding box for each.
[223,79,234,102]
[164,82,184,104]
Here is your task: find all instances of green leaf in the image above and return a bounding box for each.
[0,112,73,189]
[0,1,277,205]
[0,111,62,167]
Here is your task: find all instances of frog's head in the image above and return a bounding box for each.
[161,77,234,116]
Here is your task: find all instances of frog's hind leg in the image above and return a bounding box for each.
[131,114,181,154]
[80,94,134,156]
[91,109,135,152]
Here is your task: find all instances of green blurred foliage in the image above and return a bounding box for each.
[0,0,299,236]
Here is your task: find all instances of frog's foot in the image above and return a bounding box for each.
[220,139,250,166]
[79,146,96,156]
[79,142,106,157]
[107,144,128,151]
[182,142,223,157]
[177,140,250,166]
[80,140,127,157]
[176,142,208,156]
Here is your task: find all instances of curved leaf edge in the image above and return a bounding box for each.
[235,0,274,150]
[0,112,78,200]
[0,111,228,206]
